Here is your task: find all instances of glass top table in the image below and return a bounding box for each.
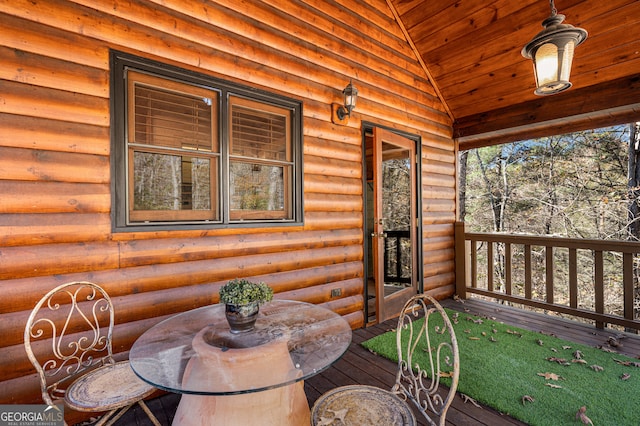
[129,300,352,396]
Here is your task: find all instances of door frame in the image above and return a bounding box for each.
[362,123,423,324]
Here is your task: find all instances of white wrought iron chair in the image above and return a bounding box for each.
[24,281,161,426]
[311,294,460,426]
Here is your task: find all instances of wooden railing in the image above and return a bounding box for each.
[384,230,411,284]
[454,222,640,331]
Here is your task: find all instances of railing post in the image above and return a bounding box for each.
[454,222,467,299]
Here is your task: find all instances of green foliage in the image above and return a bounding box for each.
[219,278,274,305]
[362,309,640,425]
[461,125,637,320]
[462,125,632,238]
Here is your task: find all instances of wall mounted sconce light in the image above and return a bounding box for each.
[332,80,358,124]
[521,0,587,96]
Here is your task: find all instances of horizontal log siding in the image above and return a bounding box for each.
[0,0,455,415]
[422,139,457,292]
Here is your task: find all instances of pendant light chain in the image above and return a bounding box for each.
[549,0,558,17]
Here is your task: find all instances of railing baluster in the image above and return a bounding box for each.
[487,242,494,292]
[546,246,554,304]
[471,240,477,289]
[569,248,578,309]
[594,250,604,329]
[525,245,532,300]
[395,234,402,281]
[505,243,512,295]
[623,253,634,322]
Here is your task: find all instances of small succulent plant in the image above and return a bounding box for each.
[219,278,274,305]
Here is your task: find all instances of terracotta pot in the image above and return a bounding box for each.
[225,301,259,333]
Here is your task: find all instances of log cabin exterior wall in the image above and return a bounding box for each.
[0,0,455,414]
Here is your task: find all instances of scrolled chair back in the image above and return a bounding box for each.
[24,281,115,406]
[392,294,460,426]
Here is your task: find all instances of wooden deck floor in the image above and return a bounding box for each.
[117,297,640,426]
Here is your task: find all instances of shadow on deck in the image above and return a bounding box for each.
[117,297,640,426]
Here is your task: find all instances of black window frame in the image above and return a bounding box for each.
[110,51,303,232]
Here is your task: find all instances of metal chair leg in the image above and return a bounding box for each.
[137,400,162,426]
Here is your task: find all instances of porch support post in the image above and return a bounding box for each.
[455,221,467,299]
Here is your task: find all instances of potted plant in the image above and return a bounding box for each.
[219,278,274,333]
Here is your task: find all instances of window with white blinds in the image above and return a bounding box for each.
[229,98,292,220]
[127,71,219,222]
[111,51,302,230]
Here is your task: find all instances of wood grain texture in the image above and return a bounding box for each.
[389,0,640,141]
[0,0,456,416]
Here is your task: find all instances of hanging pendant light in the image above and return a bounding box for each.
[521,0,587,95]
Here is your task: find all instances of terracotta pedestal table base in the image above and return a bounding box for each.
[172,326,310,426]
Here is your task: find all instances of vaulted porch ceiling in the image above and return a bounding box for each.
[388,0,640,148]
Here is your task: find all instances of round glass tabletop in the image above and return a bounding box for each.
[129,300,352,395]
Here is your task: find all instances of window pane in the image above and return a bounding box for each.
[134,84,215,152]
[229,161,290,219]
[113,54,302,229]
[231,104,288,161]
[133,151,216,215]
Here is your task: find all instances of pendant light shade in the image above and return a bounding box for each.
[522,1,587,96]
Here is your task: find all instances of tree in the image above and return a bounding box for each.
[460,125,635,316]
[463,126,632,239]
[628,122,640,241]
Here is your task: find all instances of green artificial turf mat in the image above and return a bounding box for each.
[361,309,640,425]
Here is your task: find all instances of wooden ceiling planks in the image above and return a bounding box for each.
[390,0,640,146]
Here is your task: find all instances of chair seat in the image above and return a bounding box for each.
[311,384,416,426]
[65,361,156,412]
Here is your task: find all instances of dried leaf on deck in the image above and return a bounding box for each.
[521,395,535,405]
[607,336,623,348]
[613,358,640,367]
[506,329,522,337]
[576,406,594,425]
[547,357,571,366]
[460,394,481,408]
[537,372,563,381]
